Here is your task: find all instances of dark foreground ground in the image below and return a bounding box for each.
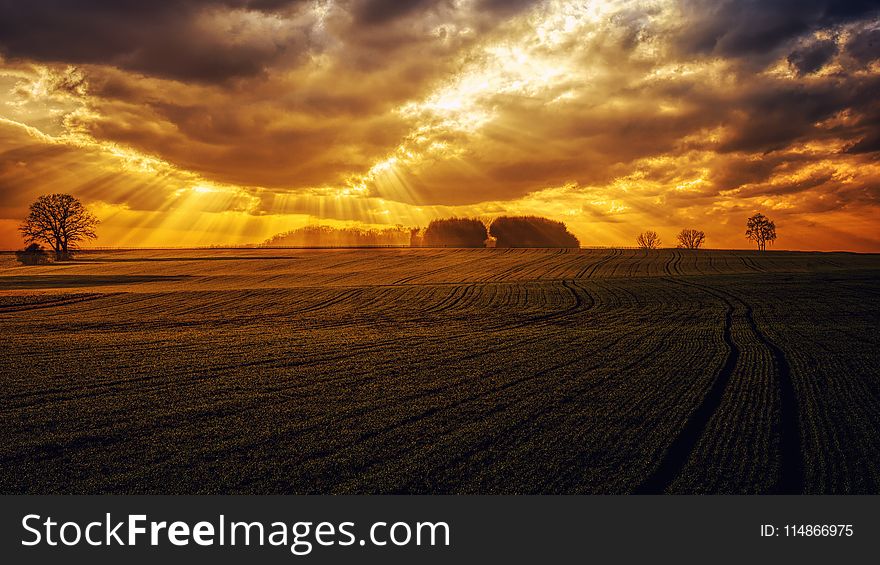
[0,248,878,494]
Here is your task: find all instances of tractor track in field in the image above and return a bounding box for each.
[262,310,684,493]
[425,283,478,313]
[431,329,685,494]
[292,288,366,314]
[634,292,738,494]
[0,283,602,413]
[635,277,804,494]
[3,249,872,494]
[710,282,803,494]
[124,316,662,493]
[738,297,803,494]
[573,248,619,279]
[390,251,490,285]
[481,279,593,331]
[0,293,109,314]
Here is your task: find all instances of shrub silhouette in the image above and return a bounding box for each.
[15,243,50,265]
[489,216,580,248]
[423,218,488,247]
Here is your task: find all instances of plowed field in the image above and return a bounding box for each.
[1,248,877,494]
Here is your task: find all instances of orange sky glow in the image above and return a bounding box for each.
[0,1,878,251]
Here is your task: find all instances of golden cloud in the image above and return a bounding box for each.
[0,1,878,250]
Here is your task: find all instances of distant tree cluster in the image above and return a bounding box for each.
[489,216,580,248]
[633,214,778,251]
[417,216,581,248]
[422,218,488,247]
[260,216,581,249]
[262,225,412,247]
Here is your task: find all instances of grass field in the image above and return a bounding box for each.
[1,248,878,494]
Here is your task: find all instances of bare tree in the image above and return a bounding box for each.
[676,228,706,249]
[19,194,99,260]
[745,213,777,251]
[636,230,662,250]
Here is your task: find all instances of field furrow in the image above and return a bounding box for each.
[0,248,877,493]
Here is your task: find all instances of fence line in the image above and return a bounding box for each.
[4,246,762,253]
[79,245,647,251]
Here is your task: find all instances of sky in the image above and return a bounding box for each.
[0,0,878,251]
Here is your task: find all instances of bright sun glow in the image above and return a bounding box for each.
[355,0,618,204]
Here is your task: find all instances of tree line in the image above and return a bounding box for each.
[14,193,781,264]
[416,216,580,248]
[635,213,777,250]
[262,225,412,247]
[260,216,581,248]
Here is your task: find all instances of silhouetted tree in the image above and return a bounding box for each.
[15,243,50,265]
[745,213,777,251]
[423,218,488,247]
[489,216,580,248]
[636,230,661,249]
[409,227,424,247]
[676,229,706,249]
[20,194,98,259]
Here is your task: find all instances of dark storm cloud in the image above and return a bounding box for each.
[737,170,836,198]
[716,72,880,154]
[476,0,544,15]
[709,157,783,191]
[676,0,880,59]
[787,39,838,75]
[349,0,544,26]
[717,84,846,153]
[847,135,880,153]
[1,0,875,82]
[845,106,880,153]
[845,27,880,63]
[351,0,439,25]
[0,1,310,82]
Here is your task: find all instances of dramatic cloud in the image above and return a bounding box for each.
[788,39,839,75]
[1,0,879,251]
[0,1,317,82]
[674,0,879,59]
[845,26,880,62]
